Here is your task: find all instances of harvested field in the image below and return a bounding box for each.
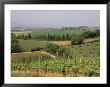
[12,31,31,36]
[11,51,56,60]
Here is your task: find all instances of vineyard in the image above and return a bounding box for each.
[11,28,100,77]
[11,54,100,77]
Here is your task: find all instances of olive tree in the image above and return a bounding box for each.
[71,34,84,45]
[45,43,59,55]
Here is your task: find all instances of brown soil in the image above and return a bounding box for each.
[11,69,99,77]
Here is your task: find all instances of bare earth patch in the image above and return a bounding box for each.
[49,38,99,46]
[49,41,71,46]
[12,31,31,36]
[11,51,56,60]
[11,69,98,77]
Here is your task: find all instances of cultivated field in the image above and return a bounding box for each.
[11,28,100,77]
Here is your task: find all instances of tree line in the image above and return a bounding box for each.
[16,30,100,41]
[17,33,71,41]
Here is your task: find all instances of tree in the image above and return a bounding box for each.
[82,30,100,39]
[45,43,59,55]
[82,31,92,38]
[94,30,100,37]
[71,34,84,45]
[27,33,32,39]
[11,33,22,53]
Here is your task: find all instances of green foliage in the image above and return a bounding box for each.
[94,30,100,37]
[57,47,66,57]
[16,29,86,41]
[11,28,100,77]
[15,29,100,41]
[11,33,22,53]
[85,68,96,77]
[45,44,72,58]
[18,39,49,52]
[27,33,32,40]
[82,31,92,38]
[58,47,71,58]
[11,55,100,77]
[45,43,60,55]
[69,42,100,58]
[71,34,84,45]
[82,30,100,39]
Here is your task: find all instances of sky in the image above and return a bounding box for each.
[11,10,100,28]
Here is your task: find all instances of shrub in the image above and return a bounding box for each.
[57,47,66,57]
[85,68,95,77]
[82,31,92,38]
[11,33,22,53]
[82,30,100,39]
[45,43,59,55]
[71,34,84,45]
[94,30,100,37]
[58,47,72,58]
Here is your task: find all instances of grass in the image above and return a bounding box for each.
[19,39,49,51]
[84,37,100,43]
[19,37,99,52]
[17,38,100,59]
[68,42,100,58]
